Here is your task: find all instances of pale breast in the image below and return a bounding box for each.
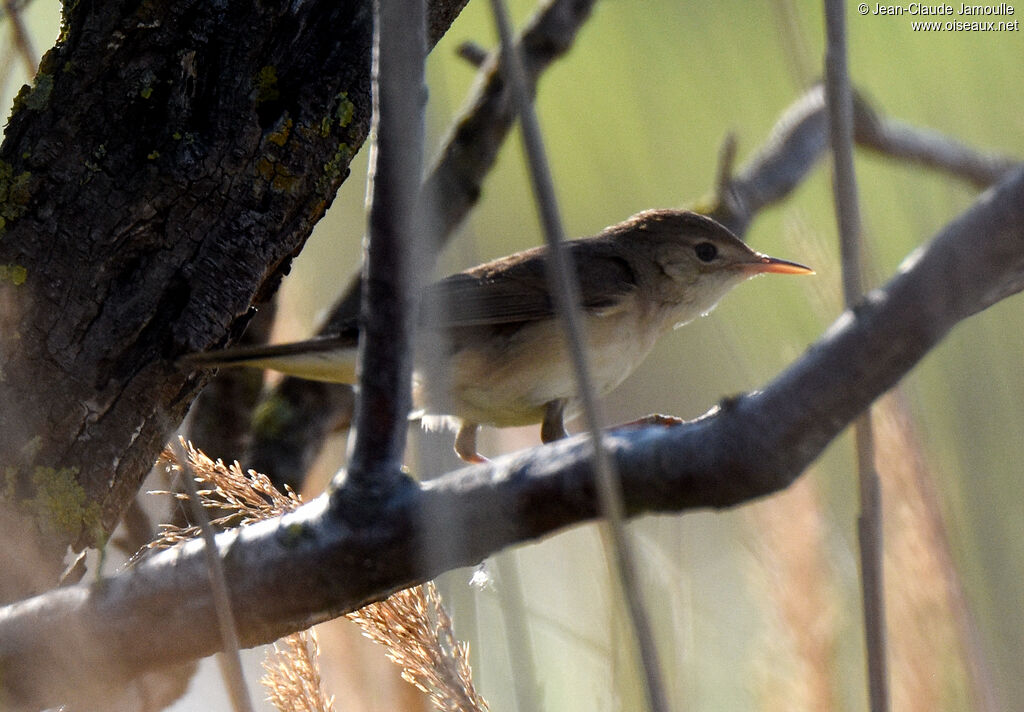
[431,295,670,428]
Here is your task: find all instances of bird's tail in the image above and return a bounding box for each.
[180,332,360,384]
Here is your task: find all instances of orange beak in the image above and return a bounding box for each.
[741,255,815,275]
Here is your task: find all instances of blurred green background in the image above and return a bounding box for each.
[4,1,1022,710]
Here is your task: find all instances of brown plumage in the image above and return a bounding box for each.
[183,210,812,462]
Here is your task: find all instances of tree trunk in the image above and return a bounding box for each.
[0,0,466,601]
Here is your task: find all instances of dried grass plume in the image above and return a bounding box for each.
[154,442,488,712]
[263,630,338,712]
[347,582,489,712]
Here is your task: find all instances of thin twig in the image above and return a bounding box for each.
[855,104,1019,189]
[456,41,489,67]
[823,3,889,711]
[170,438,254,712]
[342,0,427,495]
[712,131,738,215]
[708,84,1020,238]
[485,2,668,711]
[1,0,36,76]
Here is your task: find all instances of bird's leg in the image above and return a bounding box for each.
[454,422,489,463]
[540,400,569,443]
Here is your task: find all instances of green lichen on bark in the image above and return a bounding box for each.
[319,91,356,136]
[20,74,54,112]
[25,466,103,545]
[316,142,352,194]
[0,265,27,285]
[0,161,33,236]
[3,460,103,546]
[254,65,280,106]
[266,117,293,146]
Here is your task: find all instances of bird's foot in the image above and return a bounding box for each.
[454,422,490,463]
[612,413,687,432]
[541,400,569,444]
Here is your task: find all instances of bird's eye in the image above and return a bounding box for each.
[694,242,718,262]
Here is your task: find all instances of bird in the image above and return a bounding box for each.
[183,209,812,462]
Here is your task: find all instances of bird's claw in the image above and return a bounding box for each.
[613,413,687,431]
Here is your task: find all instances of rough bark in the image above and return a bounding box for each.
[0,0,468,599]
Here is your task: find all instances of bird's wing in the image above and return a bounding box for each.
[422,241,637,328]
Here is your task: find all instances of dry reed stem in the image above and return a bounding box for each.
[749,395,974,712]
[748,476,840,712]
[747,210,840,711]
[874,396,975,711]
[747,210,979,710]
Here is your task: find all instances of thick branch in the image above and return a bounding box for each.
[3,166,1023,710]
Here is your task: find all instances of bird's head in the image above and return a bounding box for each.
[610,209,813,325]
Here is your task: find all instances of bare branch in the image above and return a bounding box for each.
[455,41,489,67]
[706,85,1020,236]
[707,86,832,234]
[2,165,1023,710]
[343,0,427,494]
[854,99,1019,188]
